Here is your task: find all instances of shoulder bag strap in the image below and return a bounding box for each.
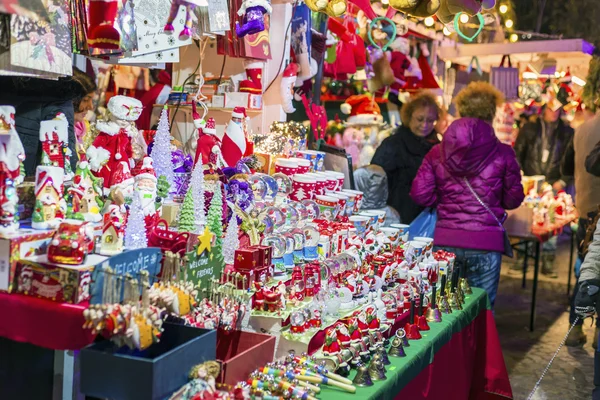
[463,177,504,229]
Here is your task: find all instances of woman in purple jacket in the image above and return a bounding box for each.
[410,82,524,307]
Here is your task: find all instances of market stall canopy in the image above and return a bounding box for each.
[439,39,595,80]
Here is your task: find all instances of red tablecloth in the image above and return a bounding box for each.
[0,293,95,350]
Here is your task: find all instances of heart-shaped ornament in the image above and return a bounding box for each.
[453,12,484,42]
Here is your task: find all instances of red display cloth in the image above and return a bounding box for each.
[530,215,577,242]
[397,310,512,400]
[0,293,95,350]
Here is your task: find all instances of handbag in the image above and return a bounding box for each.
[490,55,520,101]
[463,178,514,257]
[408,207,438,240]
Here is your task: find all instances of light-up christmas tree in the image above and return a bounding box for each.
[178,188,196,233]
[124,192,148,250]
[190,162,206,233]
[207,181,223,253]
[222,213,239,265]
[150,106,175,192]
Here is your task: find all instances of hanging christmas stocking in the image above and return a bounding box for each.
[235,0,272,38]
[291,4,312,80]
[239,61,264,94]
[87,0,120,50]
[280,63,299,114]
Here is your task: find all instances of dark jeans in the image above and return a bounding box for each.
[438,247,503,308]
[570,214,598,325]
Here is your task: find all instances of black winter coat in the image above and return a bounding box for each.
[586,139,600,177]
[371,125,439,224]
[514,118,573,184]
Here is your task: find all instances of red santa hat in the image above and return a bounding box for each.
[203,117,216,135]
[341,95,383,125]
[108,95,143,121]
[135,157,157,182]
[231,106,247,119]
[192,102,204,129]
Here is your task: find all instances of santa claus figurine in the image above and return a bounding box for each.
[87,95,142,196]
[0,106,25,234]
[134,157,160,230]
[221,107,248,167]
[193,108,223,167]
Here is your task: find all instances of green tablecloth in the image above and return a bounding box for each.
[320,288,491,400]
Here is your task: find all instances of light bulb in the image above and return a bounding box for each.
[499,4,508,14]
[510,33,518,42]
[459,13,469,24]
[443,27,451,36]
[505,19,514,29]
[424,17,435,27]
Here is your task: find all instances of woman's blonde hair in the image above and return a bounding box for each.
[400,91,441,126]
[455,82,504,122]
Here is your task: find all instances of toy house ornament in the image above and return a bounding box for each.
[99,189,127,255]
[0,106,25,234]
[32,166,66,229]
[39,117,68,169]
[86,95,142,196]
[68,161,104,222]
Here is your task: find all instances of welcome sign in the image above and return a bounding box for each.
[90,248,163,304]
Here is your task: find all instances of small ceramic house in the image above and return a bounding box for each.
[32,166,66,229]
[39,119,68,169]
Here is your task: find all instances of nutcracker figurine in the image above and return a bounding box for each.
[0,106,25,234]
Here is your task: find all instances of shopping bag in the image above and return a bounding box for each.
[408,208,437,240]
[490,55,519,101]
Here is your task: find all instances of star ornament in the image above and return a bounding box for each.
[197,226,214,256]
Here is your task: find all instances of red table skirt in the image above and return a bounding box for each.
[0,293,95,350]
[397,310,512,400]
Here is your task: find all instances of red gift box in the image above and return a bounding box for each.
[234,248,260,271]
[250,245,272,268]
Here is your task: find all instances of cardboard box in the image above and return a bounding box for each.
[211,94,225,108]
[14,255,99,304]
[216,330,275,386]
[224,92,262,110]
[0,228,55,292]
[81,323,216,400]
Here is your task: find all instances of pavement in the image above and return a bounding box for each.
[496,235,596,400]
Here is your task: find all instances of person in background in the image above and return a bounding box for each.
[354,165,400,226]
[574,216,600,400]
[562,98,600,347]
[137,70,172,130]
[514,104,574,278]
[72,67,98,159]
[371,91,440,224]
[410,82,524,308]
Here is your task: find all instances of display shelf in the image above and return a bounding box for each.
[153,104,262,114]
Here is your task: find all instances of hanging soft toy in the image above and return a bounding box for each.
[87,0,120,49]
[341,127,364,168]
[365,17,396,93]
[280,63,299,114]
[388,0,440,17]
[235,0,273,37]
[164,0,201,41]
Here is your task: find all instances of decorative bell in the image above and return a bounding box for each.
[352,364,374,387]
[388,337,406,357]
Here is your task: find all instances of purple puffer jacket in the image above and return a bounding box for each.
[410,118,525,253]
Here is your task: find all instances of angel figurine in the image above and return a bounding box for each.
[229,201,268,246]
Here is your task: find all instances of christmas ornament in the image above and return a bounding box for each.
[87,0,121,49]
[124,186,148,250]
[32,166,66,229]
[0,106,25,234]
[68,161,104,222]
[39,117,69,176]
[235,0,272,37]
[193,115,224,166]
[48,221,95,265]
[134,157,160,230]
[239,61,264,94]
[87,96,141,197]
[99,191,127,256]
[389,0,440,17]
[453,12,484,42]
[150,106,175,192]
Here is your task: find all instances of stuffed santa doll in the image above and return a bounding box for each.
[133,157,160,230]
[87,95,142,196]
[340,94,383,125]
[193,104,223,166]
[221,107,248,167]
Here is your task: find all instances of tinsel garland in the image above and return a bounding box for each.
[253,121,307,156]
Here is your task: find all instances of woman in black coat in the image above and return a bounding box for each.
[371,92,440,224]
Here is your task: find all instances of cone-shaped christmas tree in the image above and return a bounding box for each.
[124,192,148,250]
[207,181,223,257]
[222,213,239,265]
[178,188,196,233]
[190,162,206,233]
[150,107,175,193]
